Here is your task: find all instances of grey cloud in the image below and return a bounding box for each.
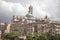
[0,0,60,22]
[0,0,27,22]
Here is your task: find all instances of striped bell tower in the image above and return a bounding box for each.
[28,5,33,15]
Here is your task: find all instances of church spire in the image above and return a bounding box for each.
[45,13,48,19]
[45,15,48,19]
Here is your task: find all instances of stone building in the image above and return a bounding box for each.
[0,22,11,40]
[0,5,60,39]
[0,5,60,40]
[10,5,60,36]
[10,5,35,35]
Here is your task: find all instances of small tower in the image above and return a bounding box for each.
[45,13,49,19]
[44,15,50,22]
[13,16,18,21]
[45,15,48,19]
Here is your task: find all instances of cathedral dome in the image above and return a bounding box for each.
[26,13,33,17]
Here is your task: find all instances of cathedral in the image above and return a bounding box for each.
[10,5,60,35]
[0,5,60,40]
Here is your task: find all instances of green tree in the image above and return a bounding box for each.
[55,34,60,40]
[23,32,60,40]
[4,32,21,40]
[26,33,38,40]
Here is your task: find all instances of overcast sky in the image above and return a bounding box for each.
[0,0,60,22]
